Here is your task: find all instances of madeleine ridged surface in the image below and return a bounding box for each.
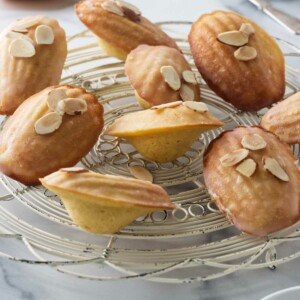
[40,169,175,233]
[0,16,67,115]
[189,11,285,111]
[75,0,179,59]
[125,45,200,107]
[261,92,300,145]
[204,126,300,237]
[105,102,223,162]
[0,85,104,185]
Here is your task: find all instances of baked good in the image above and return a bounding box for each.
[125,45,201,108]
[188,11,285,111]
[75,0,179,60]
[0,16,67,115]
[261,92,300,144]
[40,168,175,234]
[0,85,104,185]
[105,101,224,162]
[203,126,300,236]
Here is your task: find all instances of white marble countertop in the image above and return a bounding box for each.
[0,0,300,299]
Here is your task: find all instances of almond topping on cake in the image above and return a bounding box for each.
[236,158,257,177]
[35,25,54,45]
[183,101,208,112]
[129,166,153,182]
[34,112,62,135]
[160,66,181,91]
[241,134,266,150]
[220,149,249,167]
[217,30,248,47]
[263,157,289,182]
[234,46,257,61]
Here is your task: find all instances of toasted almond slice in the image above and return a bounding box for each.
[241,134,267,150]
[116,0,141,15]
[5,31,34,44]
[220,149,249,167]
[234,46,257,61]
[59,98,88,115]
[34,112,62,135]
[263,157,289,182]
[129,166,153,182]
[217,30,248,47]
[236,158,257,177]
[60,167,88,173]
[183,101,208,112]
[180,84,194,101]
[160,66,181,91]
[47,88,68,112]
[35,25,54,45]
[9,38,35,58]
[151,101,183,110]
[182,70,197,85]
[239,23,255,36]
[101,1,124,16]
[12,18,40,33]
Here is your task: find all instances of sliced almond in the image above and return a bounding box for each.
[236,158,257,177]
[12,18,40,33]
[9,38,35,58]
[182,70,197,85]
[34,112,62,135]
[101,1,124,16]
[183,101,208,112]
[129,166,153,182]
[263,157,289,182]
[239,23,255,36]
[47,88,68,112]
[234,46,257,61]
[151,101,183,111]
[35,25,54,45]
[6,31,34,44]
[60,167,88,173]
[241,134,267,150]
[220,149,249,167]
[116,0,141,15]
[180,84,194,101]
[217,30,248,47]
[160,66,181,91]
[59,98,88,115]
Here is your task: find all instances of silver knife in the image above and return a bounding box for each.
[248,0,300,34]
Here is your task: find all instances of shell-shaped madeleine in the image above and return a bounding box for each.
[40,169,175,233]
[0,85,104,185]
[105,102,223,162]
[188,11,285,111]
[125,45,200,108]
[203,126,300,237]
[261,92,300,144]
[75,0,179,59]
[0,16,67,115]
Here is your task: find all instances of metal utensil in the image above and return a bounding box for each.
[248,0,300,34]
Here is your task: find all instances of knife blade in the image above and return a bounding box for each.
[248,0,300,34]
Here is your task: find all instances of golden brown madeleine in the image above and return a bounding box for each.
[105,101,223,162]
[40,168,175,233]
[261,92,300,144]
[75,0,179,60]
[0,85,104,185]
[188,11,285,111]
[0,16,67,115]
[203,126,300,237]
[125,45,200,108]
